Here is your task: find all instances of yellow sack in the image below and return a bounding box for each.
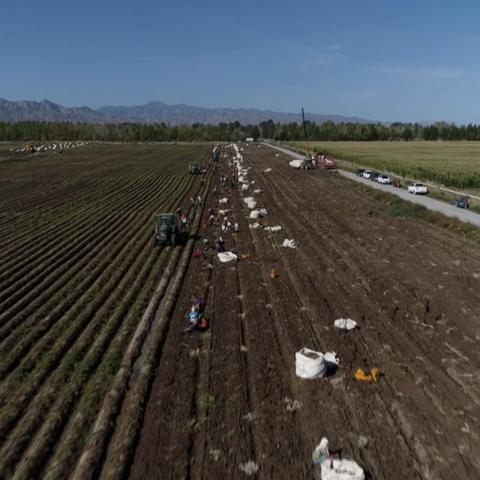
[354,368,371,383]
[269,269,278,280]
[371,367,381,382]
[354,367,381,383]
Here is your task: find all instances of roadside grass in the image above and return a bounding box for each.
[361,186,480,241]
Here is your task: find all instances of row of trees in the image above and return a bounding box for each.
[1,120,480,142]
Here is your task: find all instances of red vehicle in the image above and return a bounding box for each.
[313,153,337,170]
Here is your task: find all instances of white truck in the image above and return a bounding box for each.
[408,183,428,195]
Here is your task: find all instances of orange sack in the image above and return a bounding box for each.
[354,367,381,383]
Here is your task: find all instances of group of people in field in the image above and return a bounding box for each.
[185,147,240,333]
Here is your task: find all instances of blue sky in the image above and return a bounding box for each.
[1,0,480,123]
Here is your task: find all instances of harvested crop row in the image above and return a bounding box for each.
[0,145,190,260]
[0,168,184,331]
[0,167,161,277]
[0,244,168,478]
[0,143,212,478]
[0,169,194,412]
[70,167,211,480]
[40,182,207,479]
[0,168,138,252]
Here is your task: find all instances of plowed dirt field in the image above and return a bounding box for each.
[131,144,480,480]
[2,143,480,480]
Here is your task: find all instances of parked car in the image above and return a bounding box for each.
[356,169,365,177]
[370,172,380,182]
[363,170,372,179]
[377,174,391,184]
[454,197,469,209]
[408,183,428,195]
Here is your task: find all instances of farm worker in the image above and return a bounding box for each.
[193,298,203,312]
[201,238,209,250]
[188,306,199,328]
[216,236,225,252]
[233,222,239,232]
[312,438,330,465]
[197,195,202,206]
[190,196,195,207]
[181,213,187,227]
[208,214,215,226]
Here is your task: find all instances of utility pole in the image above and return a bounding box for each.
[301,107,310,158]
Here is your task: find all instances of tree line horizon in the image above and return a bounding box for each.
[2,119,480,142]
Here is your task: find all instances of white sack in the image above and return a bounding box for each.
[295,348,326,379]
[323,352,339,367]
[217,252,238,263]
[282,239,298,248]
[243,197,257,209]
[253,189,262,194]
[249,222,262,230]
[218,197,228,204]
[249,208,268,219]
[334,318,358,331]
[264,226,282,232]
[320,459,365,480]
[289,160,303,169]
[264,168,272,172]
[241,184,249,191]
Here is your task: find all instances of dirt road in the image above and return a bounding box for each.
[130,144,480,480]
[267,143,480,229]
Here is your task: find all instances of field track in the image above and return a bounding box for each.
[1,143,480,479]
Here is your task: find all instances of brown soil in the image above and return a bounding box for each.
[128,145,480,479]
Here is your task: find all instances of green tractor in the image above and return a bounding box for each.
[154,213,182,246]
[189,163,201,175]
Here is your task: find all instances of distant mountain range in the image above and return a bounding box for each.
[0,98,371,125]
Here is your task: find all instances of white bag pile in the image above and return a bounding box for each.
[249,222,262,230]
[334,318,358,331]
[243,197,257,209]
[265,225,282,232]
[217,252,238,263]
[253,189,262,194]
[282,239,298,248]
[264,168,272,172]
[241,184,249,191]
[218,197,229,204]
[250,208,268,219]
